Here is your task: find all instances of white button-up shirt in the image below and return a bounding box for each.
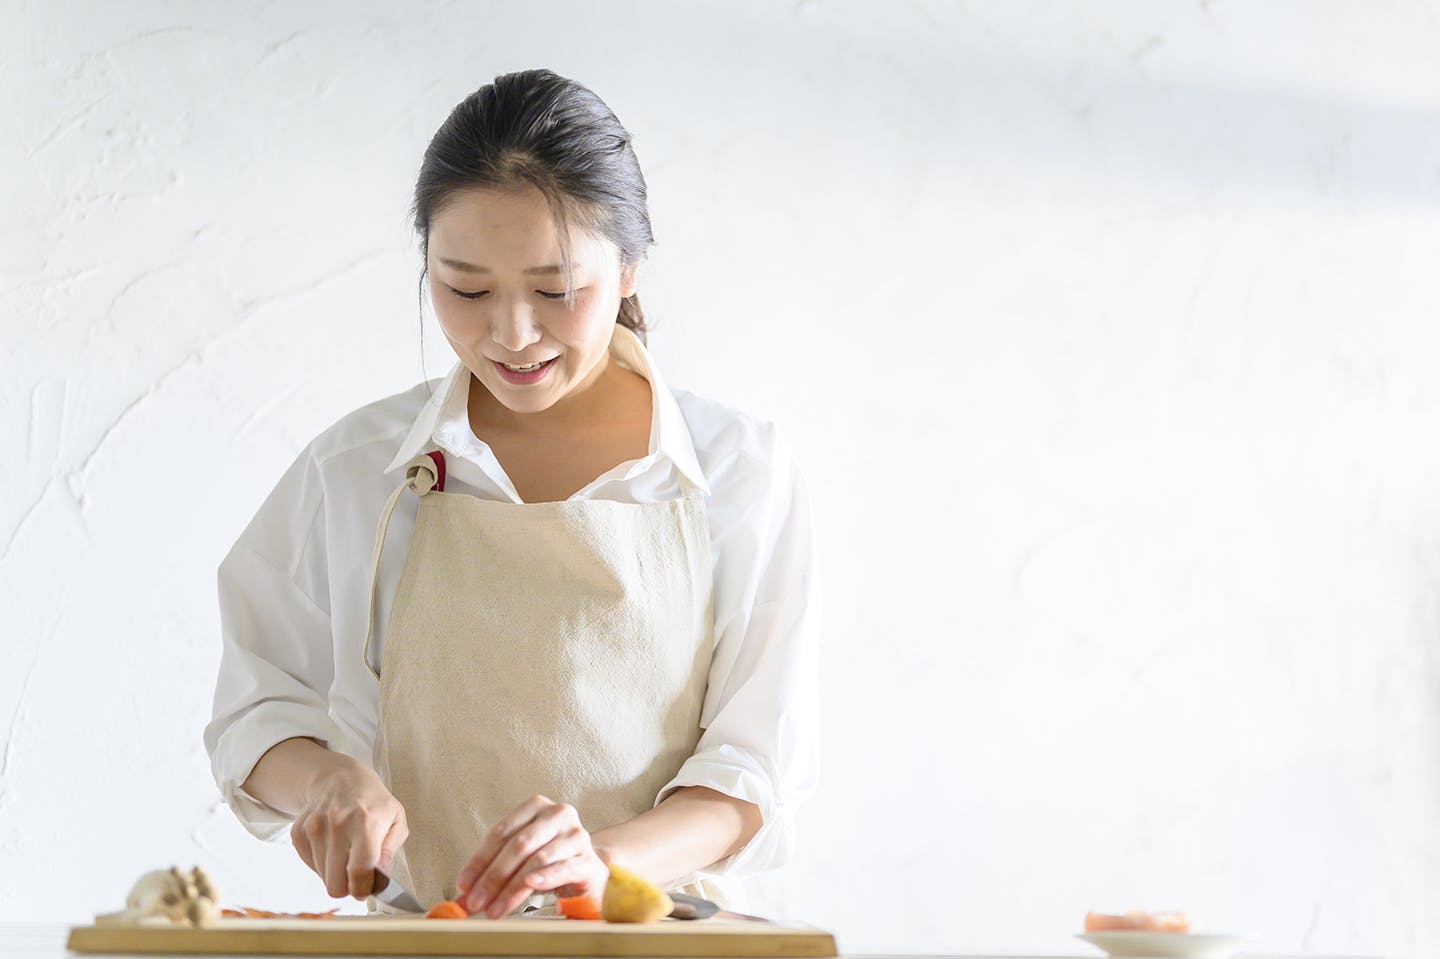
[203,324,821,877]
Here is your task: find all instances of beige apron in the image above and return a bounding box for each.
[360,449,731,914]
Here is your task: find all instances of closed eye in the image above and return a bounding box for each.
[449,288,572,301]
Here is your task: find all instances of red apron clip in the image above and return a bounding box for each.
[425,450,447,493]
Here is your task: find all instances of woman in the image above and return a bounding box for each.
[203,68,820,919]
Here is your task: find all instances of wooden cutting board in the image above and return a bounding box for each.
[65,915,840,957]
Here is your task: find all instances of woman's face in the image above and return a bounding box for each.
[427,184,637,418]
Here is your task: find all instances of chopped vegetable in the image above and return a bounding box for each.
[557,895,604,920]
[601,864,672,923]
[426,900,469,919]
[220,907,340,919]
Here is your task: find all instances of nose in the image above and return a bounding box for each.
[490,297,542,354]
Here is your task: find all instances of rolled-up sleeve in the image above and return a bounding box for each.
[656,423,822,876]
[203,445,342,842]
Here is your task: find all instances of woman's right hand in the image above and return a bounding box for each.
[289,757,409,900]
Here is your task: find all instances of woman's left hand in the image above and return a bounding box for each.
[454,794,610,918]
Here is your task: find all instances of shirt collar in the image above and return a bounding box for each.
[384,324,711,495]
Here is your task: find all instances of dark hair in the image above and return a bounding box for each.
[412,68,654,353]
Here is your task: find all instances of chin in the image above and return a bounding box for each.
[491,388,557,413]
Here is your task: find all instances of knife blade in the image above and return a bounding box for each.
[370,869,428,914]
[667,892,769,922]
[667,892,718,920]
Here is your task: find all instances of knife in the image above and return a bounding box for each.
[370,869,428,914]
[668,892,769,922]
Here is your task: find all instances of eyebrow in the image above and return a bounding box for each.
[437,257,577,276]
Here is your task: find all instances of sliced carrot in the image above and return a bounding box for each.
[557,895,604,920]
[426,900,469,919]
[221,907,340,919]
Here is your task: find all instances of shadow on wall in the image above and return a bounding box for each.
[740,5,1440,206]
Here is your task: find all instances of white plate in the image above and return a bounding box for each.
[1077,930,1257,959]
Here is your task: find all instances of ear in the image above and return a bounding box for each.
[619,260,639,299]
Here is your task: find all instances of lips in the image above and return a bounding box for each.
[492,355,558,384]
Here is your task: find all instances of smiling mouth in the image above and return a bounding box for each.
[498,358,556,372]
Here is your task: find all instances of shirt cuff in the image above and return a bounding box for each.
[654,744,794,878]
[206,699,344,843]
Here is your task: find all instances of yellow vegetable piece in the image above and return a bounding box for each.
[601,863,673,923]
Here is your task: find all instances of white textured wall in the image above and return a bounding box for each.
[4,1,1439,955]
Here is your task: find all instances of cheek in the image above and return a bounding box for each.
[428,283,456,326]
[561,295,618,344]
[523,313,590,358]
[432,295,485,340]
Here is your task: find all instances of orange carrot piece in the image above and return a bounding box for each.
[222,907,340,919]
[426,900,469,919]
[558,895,604,920]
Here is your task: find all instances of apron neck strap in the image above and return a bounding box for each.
[363,452,445,681]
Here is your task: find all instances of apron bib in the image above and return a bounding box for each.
[360,450,730,913]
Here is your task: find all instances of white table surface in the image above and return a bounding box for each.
[1,921,1398,959]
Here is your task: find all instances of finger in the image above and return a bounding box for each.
[347,822,384,900]
[538,855,607,901]
[291,821,316,875]
[323,826,351,899]
[302,818,345,899]
[455,794,552,898]
[478,826,589,918]
[466,817,562,915]
[468,804,581,914]
[378,810,408,875]
[482,851,567,919]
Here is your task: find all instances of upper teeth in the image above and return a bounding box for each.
[503,360,546,371]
